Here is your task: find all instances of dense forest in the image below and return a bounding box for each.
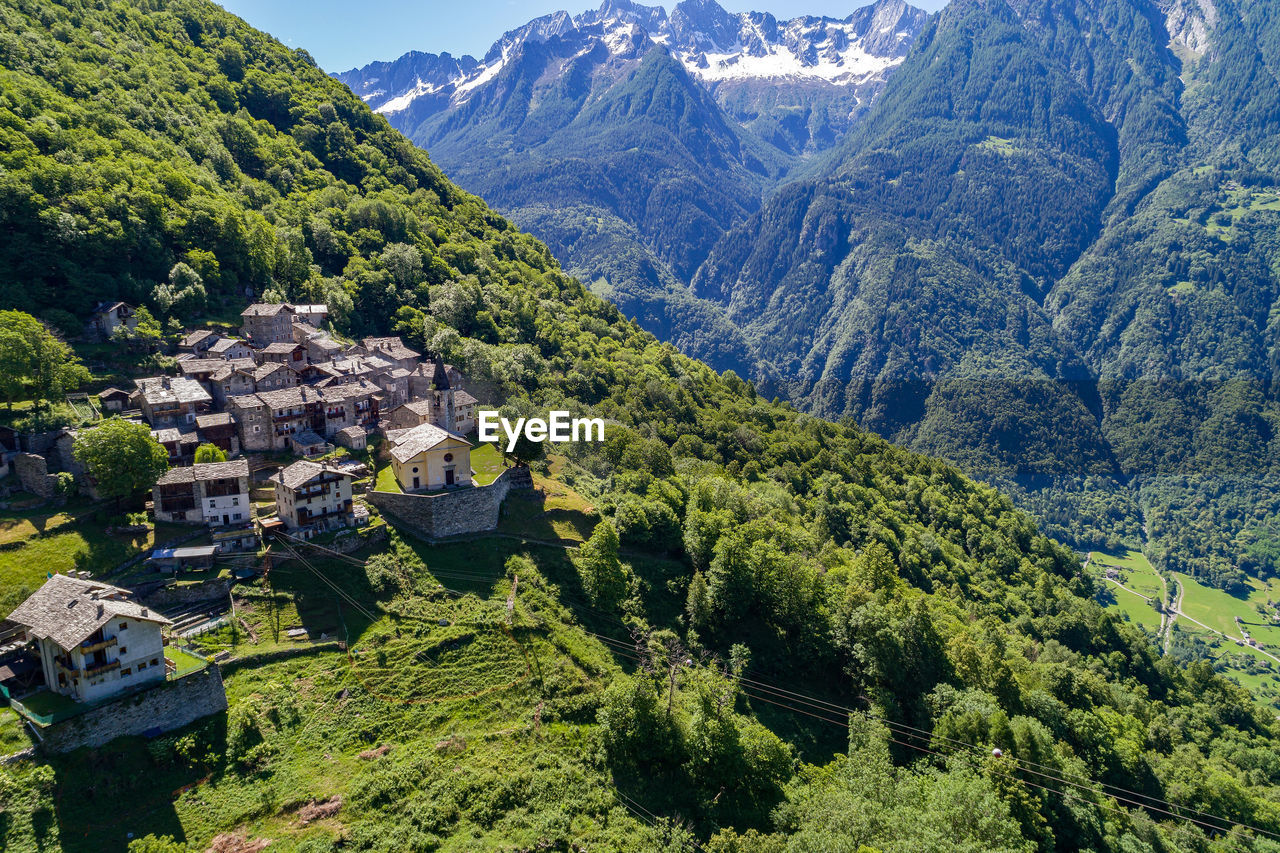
[6,0,1280,850]
[335,0,1280,591]
[687,0,1280,590]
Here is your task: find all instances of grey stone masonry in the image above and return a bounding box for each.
[13,453,58,498]
[38,664,228,754]
[367,466,533,539]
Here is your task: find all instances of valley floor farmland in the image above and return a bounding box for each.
[1089,549,1280,708]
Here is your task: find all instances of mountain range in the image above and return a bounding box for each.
[339,0,1280,592]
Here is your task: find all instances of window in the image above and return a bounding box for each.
[119,647,127,655]
[444,453,453,462]
[137,661,147,670]
[232,497,239,506]
[233,513,242,521]
[209,499,217,508]
[121,667,131,676]
[118,622,128,631]
[412,466,419,474]
[151,658,160,667]
[254,425,261,433]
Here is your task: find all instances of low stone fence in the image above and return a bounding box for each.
[143,578,233,609]
[366,467,532,539]
[37,665,228,754]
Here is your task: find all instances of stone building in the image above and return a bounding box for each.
[240,303,296,345]
[270,460,357,534]
[151,459,251,525]
[7,575,171,704]
[134,376,211,428]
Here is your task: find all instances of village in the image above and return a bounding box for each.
[0,298,534,753]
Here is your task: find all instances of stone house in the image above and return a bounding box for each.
[208,359,258,408]
[270,460,357,534]
[179,358,229,386]
[207,338,254,361]
[226,394,271,452]
[134,376,211,428]
[251,361,297,393]
[90,302,137,339]
[453,390,479,434]
[360,336,421,372]
[151,427,200,466]
[291,304,328,329]
[385,400,435,431]
[96,387,131,413]
[240,303,296,345]
[7,575,171,704]
[388,422,472,492]
[258,342,308,366]
[151,459,251,526]
[195,412,239,456]
[179,329,221,355]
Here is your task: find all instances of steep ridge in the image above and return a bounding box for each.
[334,0,929,374]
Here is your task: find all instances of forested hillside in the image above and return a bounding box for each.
[6,0,1280,850]
[333,0,1280,593]
[690,0,1280,591]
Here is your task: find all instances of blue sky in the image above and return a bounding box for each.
[218,0,950,73]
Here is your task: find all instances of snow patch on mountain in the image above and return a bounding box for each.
[343,0,927,117]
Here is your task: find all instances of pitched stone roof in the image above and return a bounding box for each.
[195,412,234,429]
[242,303,293,317]
[136,376,211,406]
[208,337,249,354]
[7,574,171,650]
[181,329,218,348]
[210,358,256,383]
[261,342,302,355]
[154,459,249,486]
[388,421,470,464]
[454,391,479,406]
[96,387,130,401]
[179,358,226,375]
[272,459,354,490]
[397,400,434,417]
[252,362,288,382]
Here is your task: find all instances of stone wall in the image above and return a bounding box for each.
[367,467,531,539]
[38,665,228,754]
[142,578,233,610]
[13,453,58,498]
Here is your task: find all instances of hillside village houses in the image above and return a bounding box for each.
[7,575,171,703]
[151,459,251,525]
[271,460,359,535]
[74,298,493,540]
[89,301,138,339]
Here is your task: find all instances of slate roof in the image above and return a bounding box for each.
[252,362,288,382]
[136,377,211,407]
[210,338,251,354]
[261,342,302,355]
[454,391,479,406]
[179,358,226,376]
[195,412,234,429]
[272,459,355,491]
[180,329,218,348]
[96,387,130,401]
[389,421,470,464]
[154,459,249,486]
[8,574,171,650]
[242,303,293,317]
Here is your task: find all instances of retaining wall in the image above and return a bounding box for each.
[38,665,228,754]
[366,467,531,539]
[13,453,58,498]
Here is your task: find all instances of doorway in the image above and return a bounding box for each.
[445,468,455,486]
